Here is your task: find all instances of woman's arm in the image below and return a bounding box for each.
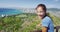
[42,27,48,32]
[36,23,42,27]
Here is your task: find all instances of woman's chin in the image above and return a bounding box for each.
[40,17,43,19]
[38,16,43,19]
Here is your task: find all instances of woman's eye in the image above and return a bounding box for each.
[39,11,43,13]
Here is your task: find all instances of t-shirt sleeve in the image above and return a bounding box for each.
[42,19,50,27]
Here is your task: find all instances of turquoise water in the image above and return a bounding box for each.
[0,8,22,15]
[0,8,23,16]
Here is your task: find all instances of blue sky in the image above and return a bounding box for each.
[0,0,60,8]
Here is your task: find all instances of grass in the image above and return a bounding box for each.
[0,13,60,32]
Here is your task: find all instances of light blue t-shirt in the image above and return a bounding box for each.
[42,16,54,32]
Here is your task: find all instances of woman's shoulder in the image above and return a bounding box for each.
[44,16,51,20]
[42,16,52,22]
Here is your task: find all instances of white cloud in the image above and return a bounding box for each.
[46,4,60,8]
[46,4,55,8]
[54,0,59,2]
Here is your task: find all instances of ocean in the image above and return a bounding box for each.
[0,8,23,17]
[0,8,60,17]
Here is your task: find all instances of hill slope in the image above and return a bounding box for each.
[0,13,60,32]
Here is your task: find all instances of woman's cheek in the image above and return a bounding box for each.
[40,12,44,15]
[37,13,41,16]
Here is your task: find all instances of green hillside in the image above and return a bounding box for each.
[0,13,60,32]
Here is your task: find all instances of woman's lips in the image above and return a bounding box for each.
[39,15,43,17]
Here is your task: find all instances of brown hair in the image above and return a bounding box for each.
[36,4,46,12]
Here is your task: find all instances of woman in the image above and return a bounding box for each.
[36,4,54,32]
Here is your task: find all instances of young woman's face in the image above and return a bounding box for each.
[36,7,46,19]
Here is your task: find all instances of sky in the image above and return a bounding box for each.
[0,0,60,8]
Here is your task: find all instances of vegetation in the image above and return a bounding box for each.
[0,13,60,32]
